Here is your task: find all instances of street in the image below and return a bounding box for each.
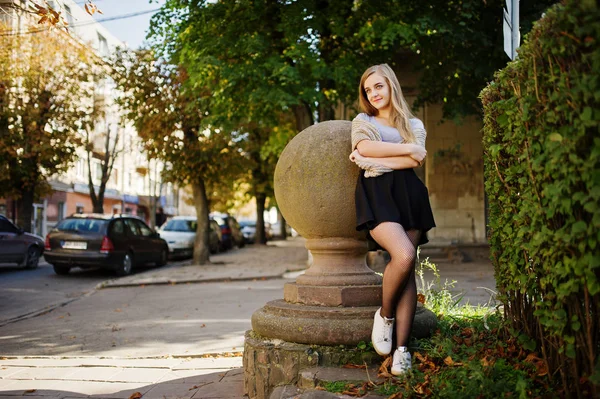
[0,258,192,328]
[0,240,309,357]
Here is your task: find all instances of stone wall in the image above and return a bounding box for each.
[424,105,486,244]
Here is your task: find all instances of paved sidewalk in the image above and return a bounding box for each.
[99,238,309,289]
[0,356,244,398]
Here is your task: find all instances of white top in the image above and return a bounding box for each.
[354,113,427,147]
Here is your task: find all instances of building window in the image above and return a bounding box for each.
[58,202,65,221]
[63,5,74,27]
[76,205,84,214]
[76,158,85,179]
[97,32,109,57]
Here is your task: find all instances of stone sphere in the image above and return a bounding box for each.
[275,121,362,240]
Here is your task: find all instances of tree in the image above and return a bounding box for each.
[85,122,121,214]
[111,48,246,263]
[0,27,102,231]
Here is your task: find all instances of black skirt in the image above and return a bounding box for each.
[355,168,436,247]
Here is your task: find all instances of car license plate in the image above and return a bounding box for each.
[62,241,87,250]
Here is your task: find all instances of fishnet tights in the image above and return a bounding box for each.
[370,222,421,347]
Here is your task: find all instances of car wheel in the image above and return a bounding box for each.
[24,246,41,269]
[156,247,168,267]
[115,252,133,277]
[53,264,71,275]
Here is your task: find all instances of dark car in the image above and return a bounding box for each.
[210,213,245,250]
[209,219,223,254]
[44,214,169,276]
[0,215,44,269]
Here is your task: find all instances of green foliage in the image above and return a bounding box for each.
[480,1,599,395]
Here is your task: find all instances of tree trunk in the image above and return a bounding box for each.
[255,192,267,245]
[17,187,35,233]
[277,207,287,240]
[293,102,314,132]
[192,179,210,265]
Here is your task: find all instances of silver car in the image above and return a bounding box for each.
[0,215,44,269]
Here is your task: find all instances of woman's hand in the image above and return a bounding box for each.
[408,144,427,164]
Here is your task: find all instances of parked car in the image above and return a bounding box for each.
[159,216,196,258]
[0,215,44,269]
[270,222,297,238]
[210,213,245,250]
[44,214,169,276]
[159,216,222,257]
[239,220,256,244]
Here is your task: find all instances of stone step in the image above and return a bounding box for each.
[269,366,387,399]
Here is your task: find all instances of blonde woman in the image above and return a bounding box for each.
[350,64,435,375]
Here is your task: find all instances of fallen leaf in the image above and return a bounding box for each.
[24,390,36,394]
[114,308,122,313]
[200,324,206,328]
[417,293,426,304]
[189,385,200,391]
[128,393,142,399]
[389,392,403,399]
[414,381,432,395]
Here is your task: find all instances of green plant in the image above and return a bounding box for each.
[415,254,464,316]
[480,1,599,396]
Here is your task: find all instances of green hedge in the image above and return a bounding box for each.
[480,1,599,397]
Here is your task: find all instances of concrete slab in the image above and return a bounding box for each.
[0,379,60,396]
[39,380,151,397]
[142,382,200,399]
[156,369,228,384]
[192,381,246,398]
[172,358,243,371]
[64,368,124,382]
[4,367,80,381]
[0,367,28,379]
[107,368,169,384]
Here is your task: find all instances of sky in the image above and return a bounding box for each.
[81,0,166,49]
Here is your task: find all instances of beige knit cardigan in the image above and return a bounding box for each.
[350,117,427,178]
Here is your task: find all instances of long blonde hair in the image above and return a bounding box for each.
[358,64,416,144]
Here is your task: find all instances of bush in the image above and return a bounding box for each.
[480,1,599,397]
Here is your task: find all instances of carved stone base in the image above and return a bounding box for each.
[243,330,379,399]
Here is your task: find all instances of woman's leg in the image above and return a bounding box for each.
[369,222,419,321]
[394,230,421,346]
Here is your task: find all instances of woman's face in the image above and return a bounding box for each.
[363,73,391,112]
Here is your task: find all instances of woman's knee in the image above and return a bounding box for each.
[389,248,416,269]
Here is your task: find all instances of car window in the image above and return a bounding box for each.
[124,219,141,236]
[56,218,107,233]
[0,219,17,233]
[109,220,125,238]
[163,219,196,232]
[212,216,225,226]
[135,219,153,237]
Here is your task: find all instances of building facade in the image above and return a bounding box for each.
[0,0,187,236]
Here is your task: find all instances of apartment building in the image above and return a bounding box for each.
[0,0,189,236]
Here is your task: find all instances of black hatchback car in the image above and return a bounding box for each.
[44,214,169,276]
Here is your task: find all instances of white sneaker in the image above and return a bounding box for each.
[391,347,412,375]
[371,308,394,356]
